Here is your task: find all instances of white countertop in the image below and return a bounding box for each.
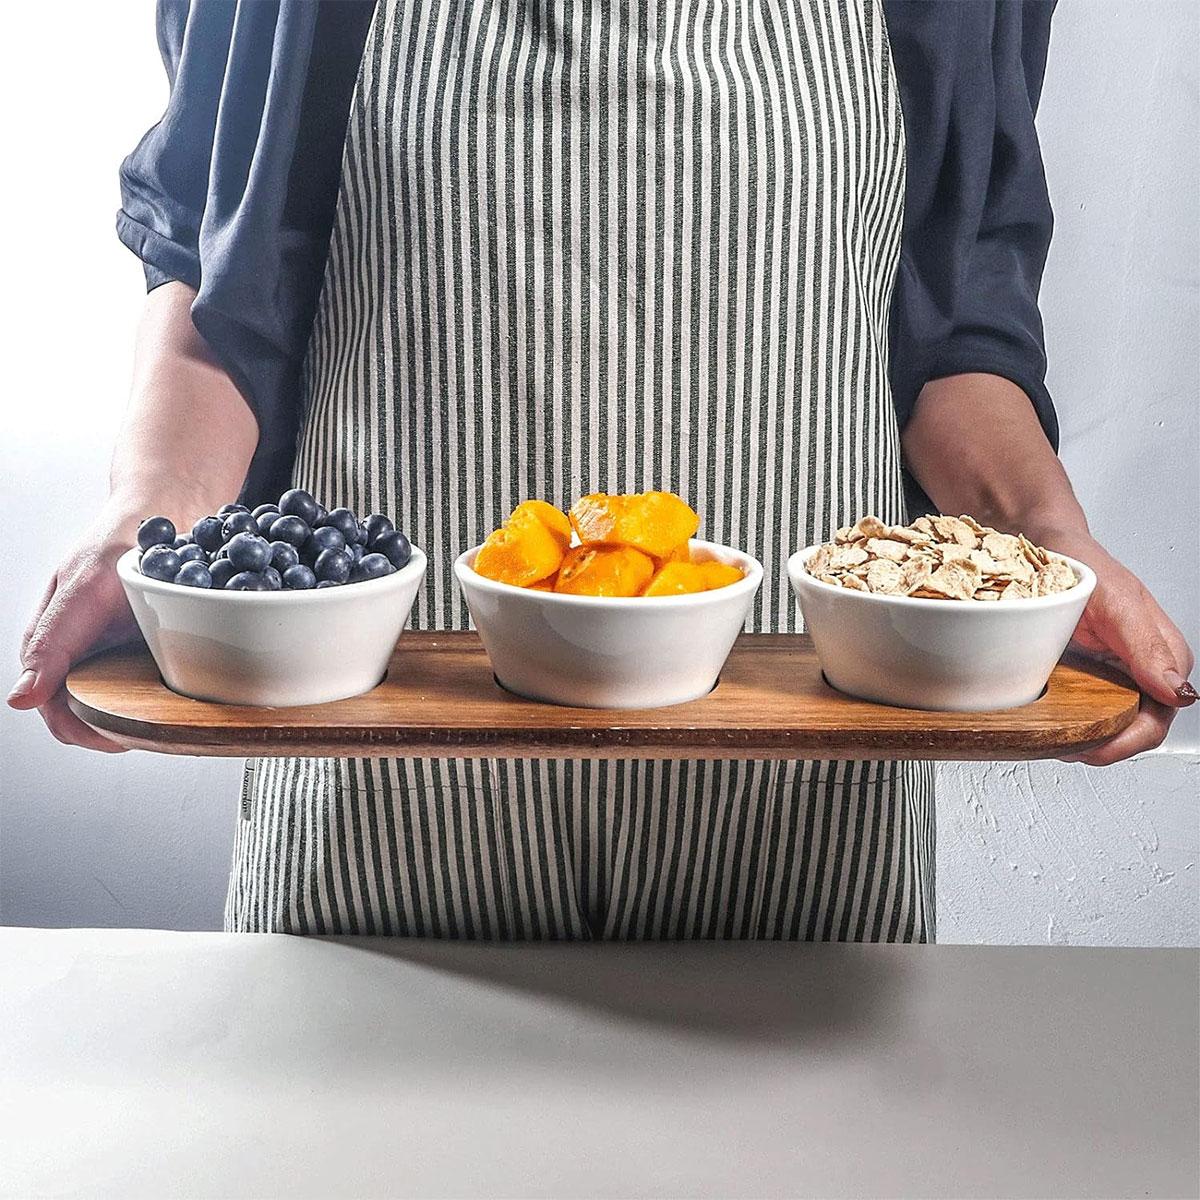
[1,928,1196,1199]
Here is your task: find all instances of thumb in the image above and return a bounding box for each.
[1092,588,1194,709]
[9,569,129,710]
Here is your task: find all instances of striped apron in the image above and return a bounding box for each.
[226,0,936,940]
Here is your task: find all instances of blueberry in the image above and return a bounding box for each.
[312,502,329,528]
[226,571,270,591]
[140,545,181,581]
[269,541,300,571]
[362,514,394,547]
[278,488,319,525]
[175,562,213,588]
[252,502,280,518]
[209,558,238,589]
[269,514,311,548]
[262,566,283,591]
[226,532,272,573]
[349,542,365,563]
[255,511,281,537]
[373,530,412,570]
[316,580,342,589]
[350,552,396,583]
[315,546,354,583]
[282,564,317,590]
[305,526,346,557]
[137,516,176,551]
[218,503,249,516]
[222,510,258,540]
[176,543,207,564]
[320,507,359,542]
[191,516,225,552]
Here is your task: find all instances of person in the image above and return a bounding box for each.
[9,0,1194,939]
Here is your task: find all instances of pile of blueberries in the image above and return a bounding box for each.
[136,489,412,591]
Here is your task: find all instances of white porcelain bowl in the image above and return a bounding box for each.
[787,545,1096,712]
[455,540,763,708]
[118,545,427,707]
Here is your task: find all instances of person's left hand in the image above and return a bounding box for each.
[1037,529,1195,765]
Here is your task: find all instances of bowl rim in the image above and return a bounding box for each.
[787,543,1096,610]
[454,537,763,607]
[117,544,427,600]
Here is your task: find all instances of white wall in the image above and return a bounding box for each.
[936,0,1199,947]
[1,1,1196,941]
[1041,0,1198,753]
[0,3,247,931]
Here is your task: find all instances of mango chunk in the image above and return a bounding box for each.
[474,515,565,586]
[653,541,692,568]
[510,500,571,551]
[644,560,745,597]
[699,561,744,590]
[643,562,709,597]
[570,491,700,559]
[555,546,654,597]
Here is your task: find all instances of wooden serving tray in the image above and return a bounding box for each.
[66,632,1138,761]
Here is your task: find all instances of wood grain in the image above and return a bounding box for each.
[65,632,1139,761]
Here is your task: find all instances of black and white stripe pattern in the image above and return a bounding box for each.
[227,0,935,941]
[230,757,933,940]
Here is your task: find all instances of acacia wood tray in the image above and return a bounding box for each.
[65,632,1139,761]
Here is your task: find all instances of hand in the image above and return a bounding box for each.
[7,505,147,751]
[901,373,1196,766]
[8,284,259,751]
[1037,528,1196,766]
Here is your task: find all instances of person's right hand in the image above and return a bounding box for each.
[8,505,149,751]
[8,284,260,751]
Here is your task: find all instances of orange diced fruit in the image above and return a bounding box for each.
[569,491,700,559]
[699,561,744,590]
[643,560,744,597]
[653,541,692,568]
[554,545,655,597]
[510,500,572,551]
[633,493,701,556]
[473,517,565,586]
[568,493,622,545]
[642,562,709,597]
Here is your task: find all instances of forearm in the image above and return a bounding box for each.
[901,373,1089,546]
[106,282,258,534]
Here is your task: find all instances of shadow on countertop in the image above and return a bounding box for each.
[320,936,920,1047]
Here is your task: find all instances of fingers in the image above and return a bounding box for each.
[1063,697,1174,767]
[37,689,128,754]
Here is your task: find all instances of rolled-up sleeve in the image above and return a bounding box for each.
[117,0,214,292]
[117,0,373,500]
[886,0,1059,448]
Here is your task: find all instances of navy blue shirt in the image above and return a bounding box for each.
[118,0,1058,503]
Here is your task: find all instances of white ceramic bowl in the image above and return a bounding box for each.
[454,540,763,708]
[787,545,1096,711]
[118,546,427,707]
